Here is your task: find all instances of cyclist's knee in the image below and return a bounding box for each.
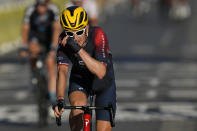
[71,101,86,116]
[69,91,87,104]
[70,100,86,116]
[72,100,86,106]
[96,120,112,131]
[29,42,40,58]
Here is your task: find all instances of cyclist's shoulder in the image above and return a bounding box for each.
[58,31,66,43]
[25,4,36,15]
[90,26,108,46]
[48,4,59,13]
[91,26,107,39]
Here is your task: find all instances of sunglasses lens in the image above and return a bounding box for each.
[66,32,74,37]
[76,30,84,35]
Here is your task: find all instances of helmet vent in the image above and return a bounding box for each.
[84,13,87,21]
[79,12,84,25]
[68,6,78,16]
[61,14,68,26]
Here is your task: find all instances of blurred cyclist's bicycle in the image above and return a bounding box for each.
[33,52,49,127]
[55,92,115,131]
[19,45,49,127]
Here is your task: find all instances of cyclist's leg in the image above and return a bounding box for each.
[29,41,40,59]
[97,120,112,131]
[132,0,140,5]
[95,81,116,131]
[68,82,88,131]
[168,0,191,20]
[166,0,173,7]
[28,40,41,72]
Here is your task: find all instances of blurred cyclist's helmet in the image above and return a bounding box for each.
[60,6,88,31]
[37,0,50,2]
[36,0,50,4]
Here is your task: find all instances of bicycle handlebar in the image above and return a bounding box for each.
[55,102,115,127]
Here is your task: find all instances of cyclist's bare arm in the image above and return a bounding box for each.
[51,21,61,46]
[22,23,30,46]
[20,23,30,57]
[78,49,106,79]
[54,65,69,117]
[49,21,61,57]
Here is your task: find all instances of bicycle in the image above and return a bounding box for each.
[19,44,51,127]
[33,52,49,127]
[19,45,49,127]
[55,91,115,131]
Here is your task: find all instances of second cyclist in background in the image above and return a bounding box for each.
[130,0,191,20]
[20,0,60,110]
[164,0,191,20]
[65,0,99,26]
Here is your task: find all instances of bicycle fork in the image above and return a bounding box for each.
[83,94,94,131]
[83,110,91,131]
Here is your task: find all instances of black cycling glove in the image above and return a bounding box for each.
[67,37,81,53]
[52,99,65,111]
[19,45,28,52]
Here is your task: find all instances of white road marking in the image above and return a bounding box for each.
[0,102,197,124]
[116,79,140,88]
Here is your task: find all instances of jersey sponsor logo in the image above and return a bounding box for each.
[57,56,64,60]
[78,87,84,90]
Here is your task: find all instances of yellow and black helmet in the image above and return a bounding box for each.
[60,6,88,31]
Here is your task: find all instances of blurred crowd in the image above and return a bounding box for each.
[130,0,191,20]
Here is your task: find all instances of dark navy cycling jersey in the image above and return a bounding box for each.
[23,4,59,45]
[57,26,115,92]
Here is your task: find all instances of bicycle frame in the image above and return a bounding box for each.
[56,95,115,131]
[33,53,49,127]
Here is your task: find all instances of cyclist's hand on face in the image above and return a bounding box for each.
[53,99,65,118]
[67,37,81,53]
[61,36,69,47]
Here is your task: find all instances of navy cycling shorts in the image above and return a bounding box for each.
[68,81,116,122]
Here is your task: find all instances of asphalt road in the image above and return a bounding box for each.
[1,0,197,131]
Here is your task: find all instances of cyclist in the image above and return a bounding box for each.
[65,0,99,26]
[166,0,191,20]
[20,0,60,105]
[53,6,116,131]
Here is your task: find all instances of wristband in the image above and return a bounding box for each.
[20,44,28,51]
[50,44,58,51]
[67,37,81,53]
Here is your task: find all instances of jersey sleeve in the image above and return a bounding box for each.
[94,27,110,63]
[23,5,35,24]
[49,4,59,22]
[56,32,70,66]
